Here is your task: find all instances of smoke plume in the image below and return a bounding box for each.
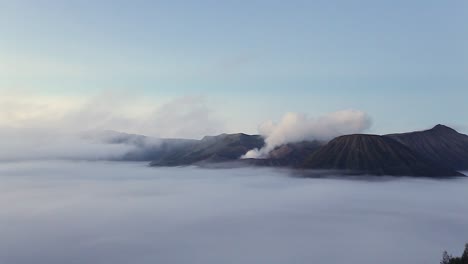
[242,110,372,159]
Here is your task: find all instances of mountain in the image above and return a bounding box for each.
[81,130,149,147]
[386,124,468,170]
[150,133,264,166]
[81,130,198,161]
[137,124,468,177]
[302,134,463,177]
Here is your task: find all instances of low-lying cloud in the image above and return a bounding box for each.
[0,93,224,161]
[242,110,372,159]
[0,128,145,161]
[0,92,225,139]
[0,161,466,264]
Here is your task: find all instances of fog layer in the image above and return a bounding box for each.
[0,94,224,161]
[0,161,466,264]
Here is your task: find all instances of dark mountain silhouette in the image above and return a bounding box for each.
[386,124,468,170]
[302,134,463,177]
[107,124,467,177]
[150,133,264,166]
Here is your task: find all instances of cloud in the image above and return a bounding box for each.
[0,92,225,161]
[0,161,466,264]
[0,92,224,137]
[242,110,372,159]
[140,96,225,139]
[0,128,135,161]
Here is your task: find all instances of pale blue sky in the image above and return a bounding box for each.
[1,0,467,134]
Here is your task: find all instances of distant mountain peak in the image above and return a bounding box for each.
[201,133,261,142]
[431,124,457,133]
[386,124,468,170]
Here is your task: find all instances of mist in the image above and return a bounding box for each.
[0,128,160,161]
[0,93,225,139]
[0,94,224,161]
[0,161,466,264]
[242,110,372,158]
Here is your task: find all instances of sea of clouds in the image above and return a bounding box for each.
[0,161,466,264]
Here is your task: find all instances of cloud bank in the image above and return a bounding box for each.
[0,92,224,138]
[242,110,372,159]
[0,93,224,161]
[0,161,466,264]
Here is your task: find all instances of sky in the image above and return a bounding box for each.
[1,0,467,137]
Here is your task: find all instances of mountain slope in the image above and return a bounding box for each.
[386,124,468,170]
[150,133,264,166]
[303,134,463,177]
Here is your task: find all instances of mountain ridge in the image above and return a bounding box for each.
[150,133,264,166]
[106,124,468,177]
[386,124,468,170]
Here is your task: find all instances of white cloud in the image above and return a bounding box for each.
[141,96,225,139]
[242,110,372,159]
[0,161,466,264]
[0,92,225,161]
[0,92,224,138]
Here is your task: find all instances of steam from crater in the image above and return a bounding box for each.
[242,110,372,159]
